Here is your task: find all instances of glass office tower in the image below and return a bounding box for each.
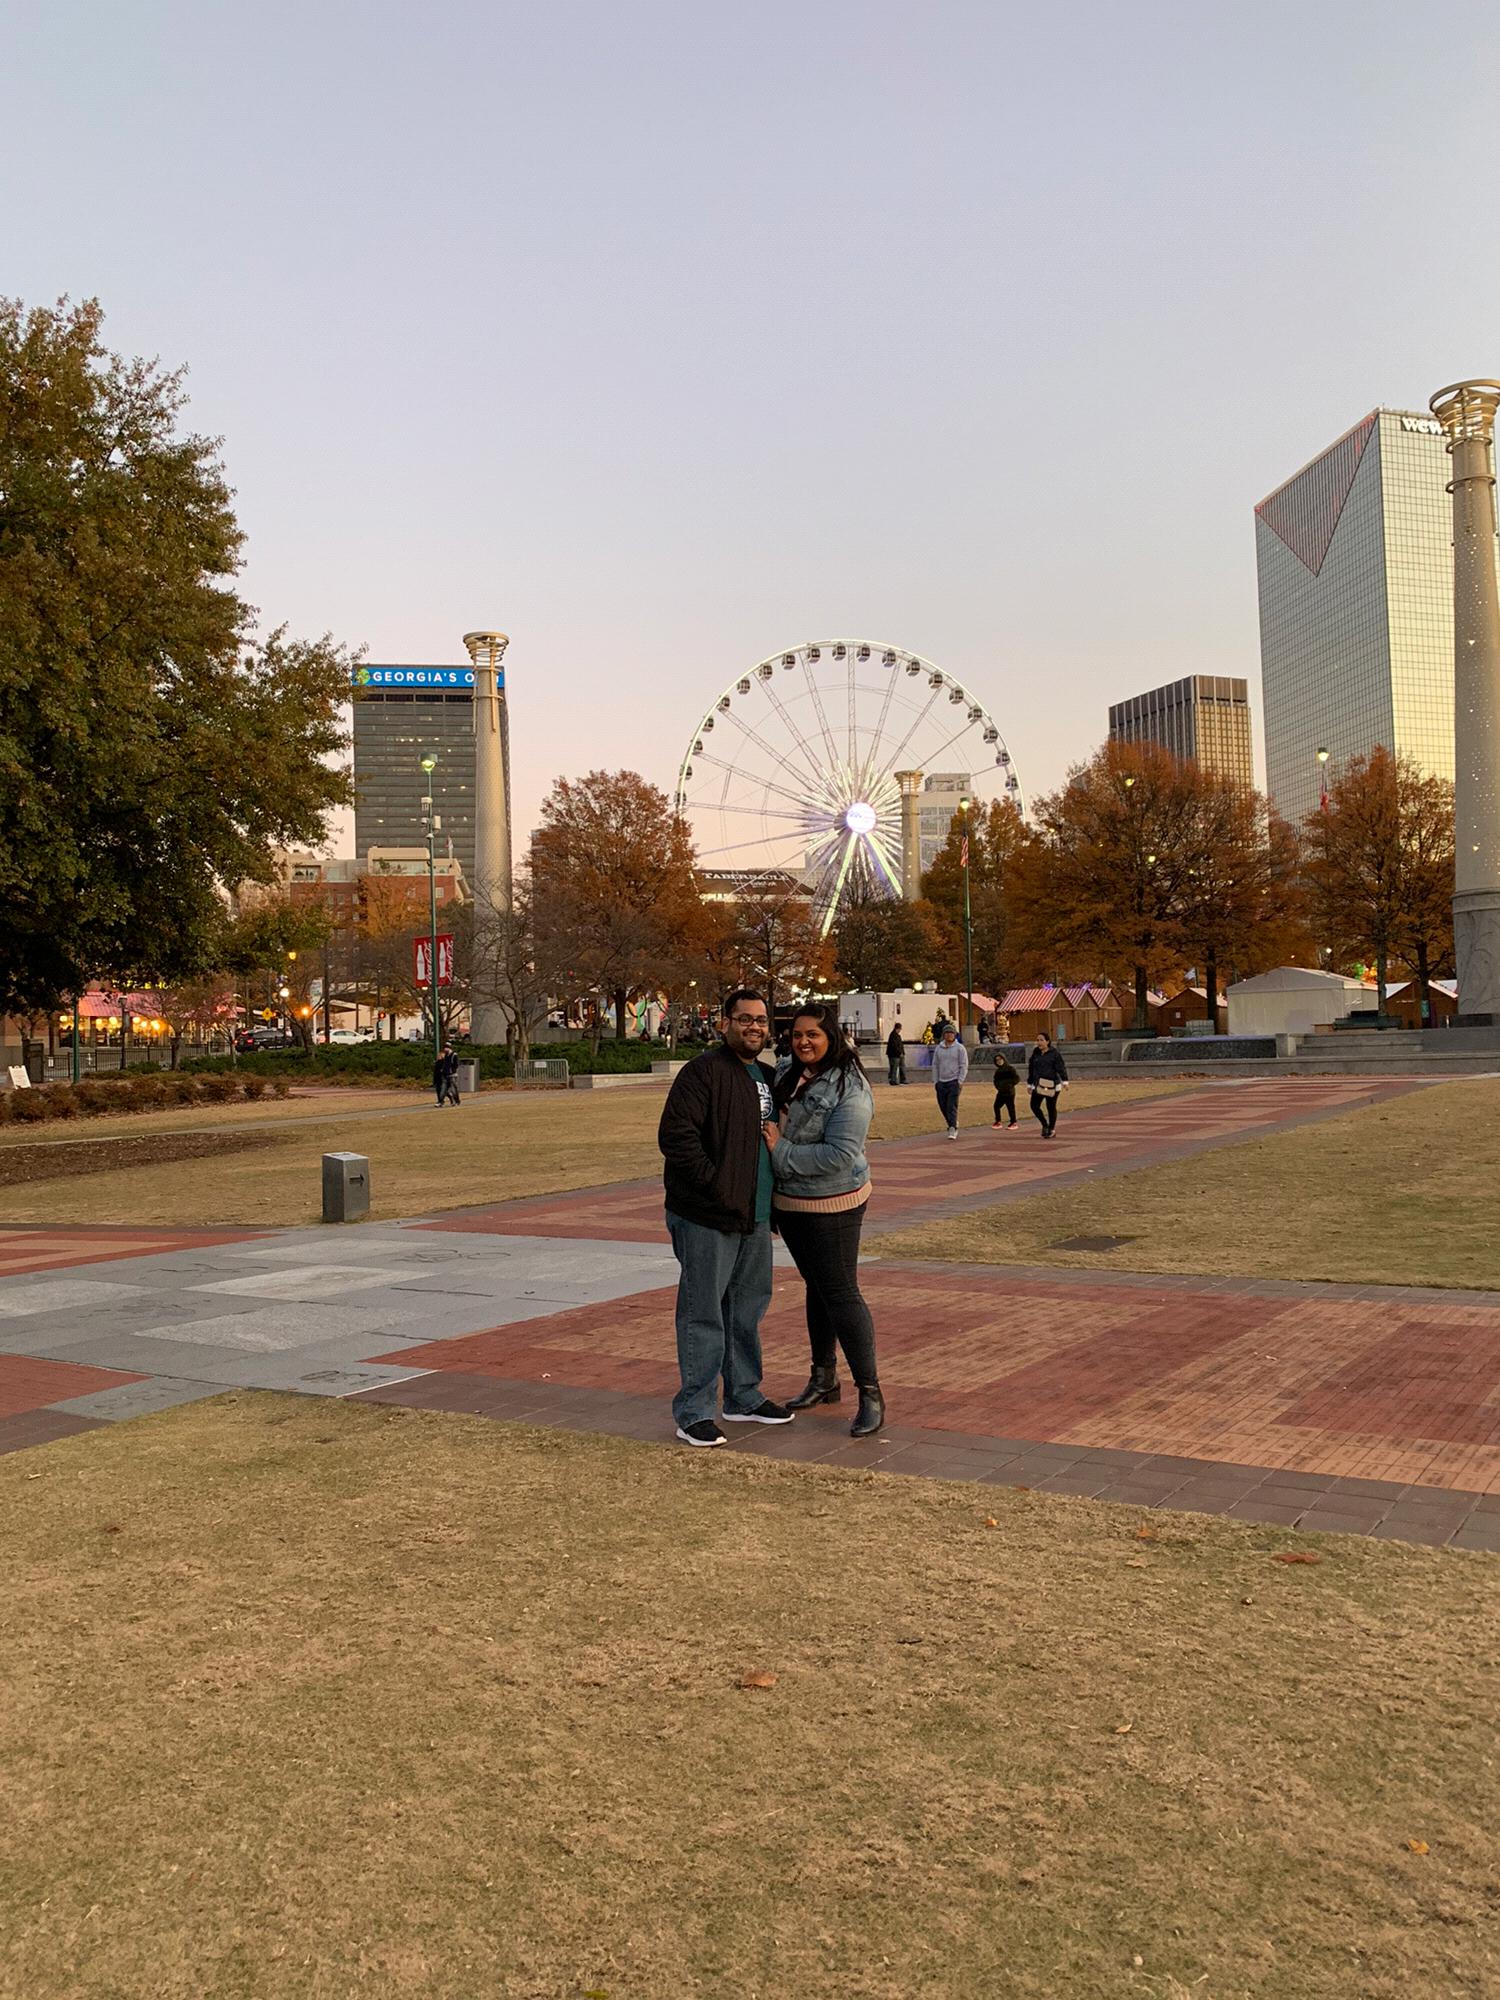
[1254,408,1463,827]
[351,666,477,880]
[1108,676,1253,789]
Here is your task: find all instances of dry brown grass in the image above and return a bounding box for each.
[2,1395,1494,2000]
[876,1078,1500,1291]
[0,1074,1186,1229]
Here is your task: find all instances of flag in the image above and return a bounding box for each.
[960,834,969,868]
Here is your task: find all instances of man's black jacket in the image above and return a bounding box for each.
[658,1041,774,1234]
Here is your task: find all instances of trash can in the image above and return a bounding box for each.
[455,1059,480,1097]
[322,1152,370,1224]
[24,1050,45,1086]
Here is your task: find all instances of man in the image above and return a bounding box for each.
[657,989,795,1446]
[885,1024,906,1086]
[931,1022,968,1140]
[432,1043,460,1107]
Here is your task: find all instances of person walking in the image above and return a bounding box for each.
[766,1003,883,1438]
[991,1047,1020,1128]
[931,1022,968,1140]
[884,1024,906,1087]
[1027,1031,1069,1138]
[432,1043,460,1107]
[657,989,795,1447]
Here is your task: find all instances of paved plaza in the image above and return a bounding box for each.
[2,1076,1498,1550]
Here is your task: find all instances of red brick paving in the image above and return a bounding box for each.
[0,1353,146,1419]
[369,1261,1500,1494]
[0,1224,267,1278]
[415,1077,1419,1242]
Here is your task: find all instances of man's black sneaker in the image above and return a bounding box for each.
[676,1419,726,1447]
[722,1400,795,1425]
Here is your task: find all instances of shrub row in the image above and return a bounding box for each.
[182,1038,685,1083]
[0,1073,292,1126]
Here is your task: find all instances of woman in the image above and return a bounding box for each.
[762,1002,883,1437]
[991,1047,1020,1128]
[1026,1031,1069,1139]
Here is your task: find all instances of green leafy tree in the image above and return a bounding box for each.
[0,297,353,1014]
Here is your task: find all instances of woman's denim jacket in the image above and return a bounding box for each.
[770,1061,872,1200]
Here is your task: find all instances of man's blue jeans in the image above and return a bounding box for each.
[935,1079,962,1130]
[666,1211,773,1427]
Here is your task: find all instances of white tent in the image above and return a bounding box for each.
[1226,966,1371,1037]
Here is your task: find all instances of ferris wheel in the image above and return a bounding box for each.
[675,640,1024,934]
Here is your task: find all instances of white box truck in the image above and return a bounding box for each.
[839,988,961,1047]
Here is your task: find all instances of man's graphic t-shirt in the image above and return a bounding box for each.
[746,1061,774,1225]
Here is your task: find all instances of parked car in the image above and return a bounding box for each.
[326,1028,374,1046]
[234,1027,300,1052]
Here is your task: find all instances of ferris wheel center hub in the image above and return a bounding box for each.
[843,802,878,834]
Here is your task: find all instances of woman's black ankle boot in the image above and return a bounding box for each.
[787,1365,840,1410]
[850,1384,885,1438]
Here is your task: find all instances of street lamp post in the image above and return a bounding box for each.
[1316,746,1330,812]
[421,755,441,1073]
[958,797,975,1042]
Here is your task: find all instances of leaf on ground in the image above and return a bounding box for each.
[1124,1557,1148,1569]
[983,1516,999,1528]
[1113,1721,1133,1735]
[100,1524,122,1535]
[739,1671,778,1690]
[1135,1527,1157,1542]
[1405,1839,1430,1855]
[1272,1551,1323,1565]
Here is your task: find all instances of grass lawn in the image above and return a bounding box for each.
[0,1088,423,1148]
[876,1079,1500,1291]
[2,1397,1493,2000]
[0,1075,1185,1229]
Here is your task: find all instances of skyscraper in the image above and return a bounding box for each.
[1107,676,1253,789]
[1254,407,1468,826]
[351,666,477,879]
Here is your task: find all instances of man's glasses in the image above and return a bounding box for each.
[728,1014,768,1027]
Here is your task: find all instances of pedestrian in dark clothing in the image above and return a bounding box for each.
[768,1003,884,1438]
[991,1050,1020,1127]
[432,1044,461,1107]
[657,990,795,1447]
[884,1025,906,1086]
[1026,1032,1069,1138]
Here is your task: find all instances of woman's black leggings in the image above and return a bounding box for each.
[1029,1088,1058,1134]
[993,1084,1017,1125]
[774,1204,878,1387]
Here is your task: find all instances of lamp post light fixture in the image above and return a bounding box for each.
[1316,745,1330,813]
[421,754,441,1072]
[958,797,975,1041]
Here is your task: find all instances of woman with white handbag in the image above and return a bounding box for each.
[1026,1031,1069,1139]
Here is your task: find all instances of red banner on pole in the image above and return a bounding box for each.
[413,934,454,989]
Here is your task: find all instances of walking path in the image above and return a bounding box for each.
[2,1075,1496,1551]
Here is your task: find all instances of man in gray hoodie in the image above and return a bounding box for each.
[930,1023,968,1140]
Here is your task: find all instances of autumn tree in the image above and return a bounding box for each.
[921,797,1029,1002]
[156,974,238,1068]
[1180,781,1310,1031]
[712,876,832,1010]
[0,297,354,1014]
[1008,741,1208,1029]
[830,890,946,994]
[222,897,335,1048]
[530,770,704,1043]
[1302,747,1455,1018]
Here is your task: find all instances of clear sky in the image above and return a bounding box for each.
[7,1,1499,854]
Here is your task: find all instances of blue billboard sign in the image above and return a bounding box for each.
[351,666,493,691]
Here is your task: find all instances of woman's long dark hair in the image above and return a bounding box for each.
[772,1001,867,1109]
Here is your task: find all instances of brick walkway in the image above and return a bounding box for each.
[4,1077,1497,1551]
